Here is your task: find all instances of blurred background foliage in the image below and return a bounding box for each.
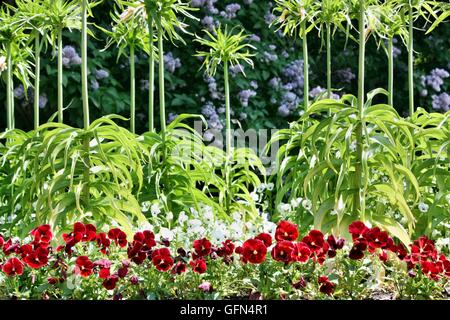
[0,0,449,134]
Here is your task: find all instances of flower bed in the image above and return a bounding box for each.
[1,220,449,300]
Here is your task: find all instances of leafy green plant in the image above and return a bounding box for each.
[272,0,317,107]
[99,4,151,133]
[267,90,421,245]
[195,24,257,213]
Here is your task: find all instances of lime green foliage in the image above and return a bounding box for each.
[0,116,147,236]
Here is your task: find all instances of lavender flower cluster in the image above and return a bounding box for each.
[274,60,306,117]
[164,52,182,74]
[220,4,241,19]
[421,68,449,93]
[13,84,48,109]
[61,46,82,68]
[201,101,224,132]
[432,93,450,112]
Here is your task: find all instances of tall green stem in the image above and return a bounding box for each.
[6,43,12,130]
[34,33,41,130]
[81,0,89,128]
[130,45,136,133]
[302,19,309,107]
[148,17,155,132]
[408,4,414,117]
[354,0,366,216]
[326,23,332,99]
[224,60,232,213]
[158,18,166,134]
[388,37,394,106]
[81,0,90,207]
[157,17,166,133]
[57,28,63,123]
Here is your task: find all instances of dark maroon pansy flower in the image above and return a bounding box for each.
[152,248,174,272]
[193,238,212,258]
[190,258,207,274]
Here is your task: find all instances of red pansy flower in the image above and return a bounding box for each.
[3,239,20,256]
[75,256,94,277]
[271,240,294,263]
[133,230,156,250]
[2,257,24,277]
[421,261,442,280]
[193,238,212,258]
[318,276,335,295]
[275,221,299,242]
[362,227,390,250]
[255,233,273,247]
[302,230,325,252]
[82,224,97,242]
[410,236,437,263]
[96,232,111,254]
[108,228,128,248]
[241,239,267,264]
[171,262,187,275]
[102,275,119,290]
[30,225,53,244]
[348,221,369,241]
[292,242,311,263]
[151,248,174,272]
[23,247,49,269]
[118,265,129,278]
[190,258,207,274]
[0,234,4,248]
[217,239,235,257]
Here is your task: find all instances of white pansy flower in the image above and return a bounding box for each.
[141,201,151,212]
[178,211,188,224]
[266,183,274,191]
[302,199,312,211]
[151,203,161,217]
[232,211,242,221]
[418,202,429,213]
[278,203,291,213]
[166,211,173,221]
[290,197,302,209]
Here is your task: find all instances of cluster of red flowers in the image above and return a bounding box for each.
[1,225,53,276]
[1,220,449,296]
[348,221,450,281]
[235,221,344,268]
[406,236,450,280]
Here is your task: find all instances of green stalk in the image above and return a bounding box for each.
[148,17,155,132]
[6,43,12,130]
[81,0,90,206]
[34,32,41,130]
[81,0,89,129]
[388,37,394,106]
[157,16,166,133]
[408,4,414,117]
[326,23,332,99]
[57,28,63,123]
[130,45,136,133]
[354,0,366,216]
[302,19,309,107]
[224,60,232,213]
